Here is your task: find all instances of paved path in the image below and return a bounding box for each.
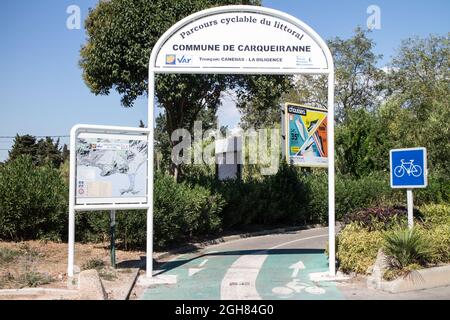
[141,227,344,300]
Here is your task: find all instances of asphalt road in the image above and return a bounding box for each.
[139,227,450,300]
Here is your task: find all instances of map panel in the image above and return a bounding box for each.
[75,133,148,205]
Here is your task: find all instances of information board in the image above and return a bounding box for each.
[75,133,148,205]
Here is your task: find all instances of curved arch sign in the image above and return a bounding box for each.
[151,6,332,74]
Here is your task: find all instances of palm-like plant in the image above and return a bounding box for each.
[383,227,430,270]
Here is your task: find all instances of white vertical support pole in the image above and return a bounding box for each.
[146,71,155,278]
[407,189,414,229]
[327,71,336,276]
[68,128,77,278]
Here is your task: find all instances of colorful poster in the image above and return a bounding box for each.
[285,103,328,167]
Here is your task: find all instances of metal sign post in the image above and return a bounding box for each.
[390,147,428,230]
[110,210,116,268]
[147,5,336,277]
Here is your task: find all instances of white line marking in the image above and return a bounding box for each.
[188,268,203,277]
[269,234,328,249]
[206,227,329,249]
[199,259,208,267]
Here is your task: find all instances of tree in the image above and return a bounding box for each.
[283,27,385,123]
[8,135,63,168]
[335,109,391,177]
[8,135,38,163]
[235,75,293,129]
[383,34,450,175]
[79,0,260,180]
[36,137,64,168]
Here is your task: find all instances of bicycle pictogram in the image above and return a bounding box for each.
[393,159,422,178]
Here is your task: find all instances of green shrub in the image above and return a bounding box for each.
[153,173,224,247]
[414,173,450,205]
[420,204,450,226]
[82,258,105,271]
[422,224,450,264]
[0,156,68,241]
[217,162,310,228]
[383,227,430,269]
[302,171,403,223]
[336,223,384,274]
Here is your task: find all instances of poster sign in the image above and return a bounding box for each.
[390,147,427,188]
[155,10,329,71]
[75,133,148,205]
[285,103,328,167]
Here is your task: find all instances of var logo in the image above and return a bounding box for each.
[177,55,192,65]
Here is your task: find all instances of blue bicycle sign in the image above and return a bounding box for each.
[390,148,427,188]
[393,159,422,178]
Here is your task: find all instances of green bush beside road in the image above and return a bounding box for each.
[0,156,448,252]
[336,203,450,277]
[0,156,67,241]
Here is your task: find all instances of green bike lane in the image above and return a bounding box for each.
[141,228,344,300]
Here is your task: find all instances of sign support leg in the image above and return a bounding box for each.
[68,127,77,278]
[68,207,75,278]
[327,71,336,276]
[110,210,116,268]
[146,70,155,278]
[407,189,413,229]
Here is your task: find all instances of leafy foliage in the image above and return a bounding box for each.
[0,156,67,241]
[336,223,384,274]
[8,135,66,168]
[343,206,420,231]
[283,28,385,123]
[383,227,430,270]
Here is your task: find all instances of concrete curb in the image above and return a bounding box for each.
[123,268,140,300]
[153,223,328,261]
[367,249,450,293]
[381,265,450,293]
[0,288,78,297]
[78,269,107,300]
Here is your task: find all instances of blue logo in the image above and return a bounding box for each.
[390,148,427,188]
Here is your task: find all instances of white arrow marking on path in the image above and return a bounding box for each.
[289,260,305,278]
[188,259,208,277]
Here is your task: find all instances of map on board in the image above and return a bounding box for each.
[285,103,328,167]
[75,133,148,205]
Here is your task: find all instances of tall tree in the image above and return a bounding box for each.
[235,75,293,129]
[383,34,450,175]
[8,135,38,163]
[79,0,260,180]
[282,27,385,123]
[8,135,63,168]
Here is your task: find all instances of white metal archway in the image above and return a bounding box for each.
[146,5,336,278]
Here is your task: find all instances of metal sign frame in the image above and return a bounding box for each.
[67,124,150,277]
[146,5,336,278]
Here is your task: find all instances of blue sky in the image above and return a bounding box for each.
[0,0,449,161]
